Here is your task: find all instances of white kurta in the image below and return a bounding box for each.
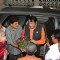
[45,43,60,60]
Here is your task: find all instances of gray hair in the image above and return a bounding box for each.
[26,42,37,56]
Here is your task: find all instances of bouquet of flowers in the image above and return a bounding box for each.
[16,36,29,49]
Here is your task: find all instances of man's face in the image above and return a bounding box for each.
[29,20,36,29]
[51,35,58,44]
[11,22,19,29]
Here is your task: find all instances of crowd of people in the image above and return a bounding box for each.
[0,15,60,60]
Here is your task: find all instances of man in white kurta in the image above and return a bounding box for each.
[45,29,60,60]
[45,43,60,60]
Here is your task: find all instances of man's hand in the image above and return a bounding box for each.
[46,41,50,47]
[20,48,26,52]
[30,39,36,44]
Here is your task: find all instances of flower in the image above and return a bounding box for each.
[17,36,29,49]
[17,36,26,42]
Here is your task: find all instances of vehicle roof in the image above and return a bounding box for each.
[0,7,60,15]
[0,7,60,23]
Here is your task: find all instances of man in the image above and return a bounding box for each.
[46,29,59,49]
[45,17,55,45]
[6,16,22,60]
[45,29,60,60]
[22,16,46,56]
[44,17,55,53]
[17,42,42,60]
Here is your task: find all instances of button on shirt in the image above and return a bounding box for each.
[45,43,60,60]
[6,25,22,55]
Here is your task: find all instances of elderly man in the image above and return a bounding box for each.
[17,42,42,60]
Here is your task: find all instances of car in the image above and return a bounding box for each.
[0,7,60,59]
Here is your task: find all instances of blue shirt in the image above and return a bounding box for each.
[6,25,22,55]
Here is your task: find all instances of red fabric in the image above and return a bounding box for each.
[0,58,4,60]
[0,42,6,59]
[0,42,6,46]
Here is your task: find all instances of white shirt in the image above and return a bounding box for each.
[45,43,60,60]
